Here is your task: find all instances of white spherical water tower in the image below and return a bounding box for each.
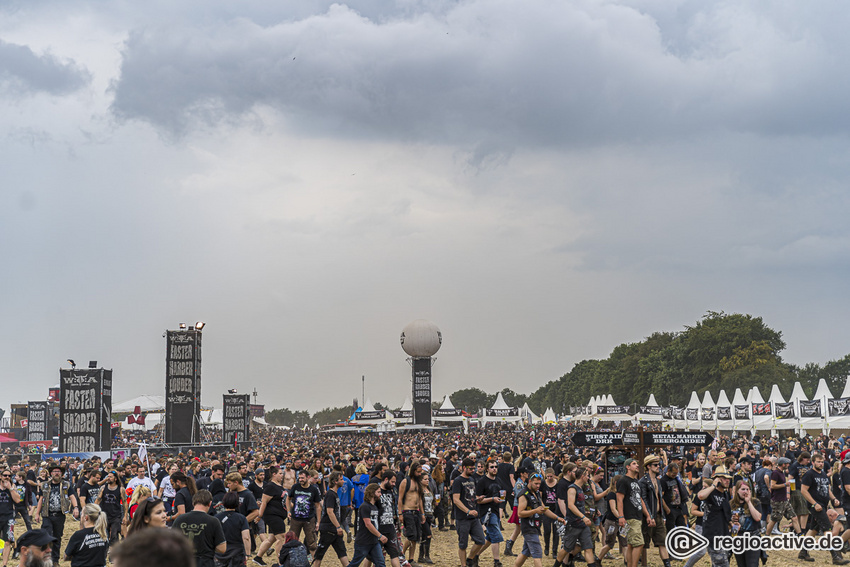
[401,320,441,425]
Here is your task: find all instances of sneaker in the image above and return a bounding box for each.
[494,561,503,567]
[253,557,267,566]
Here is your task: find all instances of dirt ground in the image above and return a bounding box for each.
[7,516,840,566]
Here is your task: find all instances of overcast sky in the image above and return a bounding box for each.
[3,0,850,413]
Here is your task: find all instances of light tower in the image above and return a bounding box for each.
[400,320,442,426]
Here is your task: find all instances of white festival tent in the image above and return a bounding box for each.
[674,392,701,429]
[542,407,557,424]
[636,394,663,422]
[833,378,850,431]
[787,381,809,433]
[700,391,717,431]
[353,398,389,426]
[802,379,832,433]
[432,395,468,430]
[766,384,790,434]
[482,393,522,426]
[715,390,734,430]
[520,403,541,425]
[596,394,631,421]
[113,395,166,414]
[749,386,772,432]
[731,388,748,431]
[391,397,413,424]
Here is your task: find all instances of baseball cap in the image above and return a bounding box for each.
[17,529,58,551]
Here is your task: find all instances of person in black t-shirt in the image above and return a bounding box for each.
[518,472,568,567]
[599,475,624,565]
[214,492,250,567]
[452,458,486,567]
[64,503,109,567]
[172,489,226,567]
[0,470,22,565]
[96,470,126,543]
[349,483,387,567]
[800,452,848,564]
[255,466,288,563]
[616,459,646,567]
[288,470,323,554]
[313,472,349,567]
[698,466,732,567]
[476,460,507,566]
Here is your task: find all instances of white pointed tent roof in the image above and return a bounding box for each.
[732,388,746,405]
[439,395,455,410]
[113,395,166,413]
[399,397,413,411]
[768,385,785,404]
[716,390,731,406]
[521,403,540,423]
[813,379,833,401]
[647,394,660,406]
[750,387,765,403]
[605,394,616,405]
[701,391,715,408]
[637,393,662,422]
[686,392,701,408]
[542,407,557,423]
[841,378,850,398]
[362,398,377,412]
[491,392,510,410]
[789,382,808,402]
[716,389,734,428]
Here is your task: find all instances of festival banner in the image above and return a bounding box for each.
[734,405,750,419]
[355,410,386,420]
[662,407,673,419]
[411,357,432,426]
[394,410,413,419]
[639,406,663,416]
[165,329,202,444]
[222,394,250,444]
[751,403,772,416]
[59,368,112,452]
[828,397,850,417]
[672,408,685,420]
[686,409,698,421]
[701,408,715,420]
[598,405,631,415]
[27,401,50,442]
[717,406,732,420]
[799,400,822,418]
[774,402,795,419]
[487,407,519,417]
[432,408,462,418]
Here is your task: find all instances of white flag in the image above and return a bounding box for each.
[137,442,147,463]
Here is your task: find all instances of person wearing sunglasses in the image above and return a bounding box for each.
[638,455,672,567]
[34,463,79,566]
[0,469,23,566]
[14,529,57,567]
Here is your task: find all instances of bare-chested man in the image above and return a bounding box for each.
[283,461,297,492]
[398,461,426,565]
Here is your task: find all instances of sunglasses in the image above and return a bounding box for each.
[530,473,543,481]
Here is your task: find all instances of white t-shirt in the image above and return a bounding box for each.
[126,476,157,494]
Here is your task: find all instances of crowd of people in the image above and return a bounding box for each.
[2,422,850,567]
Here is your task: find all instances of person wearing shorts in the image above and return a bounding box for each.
[0,470,22,566]
[765,457,801,536]
[453,458,486,567]
[557,466,597,567]
[517,472,568,567]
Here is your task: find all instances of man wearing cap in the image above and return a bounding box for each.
[15,529,57,567]
[765,457,801,537]
[34,463,79,565]
[732,455,756,500]
[616,458,647,567]
[639,455,672,567]
[698,466,732,567]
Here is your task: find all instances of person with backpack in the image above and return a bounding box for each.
[278,531,310,567]
[753,458,774,533]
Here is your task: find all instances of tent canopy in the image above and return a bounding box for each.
[113,395,165,413]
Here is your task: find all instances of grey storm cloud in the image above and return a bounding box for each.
[0,39,89,95]
[110,0,850,143]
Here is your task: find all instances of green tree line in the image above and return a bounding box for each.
[265,312,850,425]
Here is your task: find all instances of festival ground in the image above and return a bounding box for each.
[5,516,834,567]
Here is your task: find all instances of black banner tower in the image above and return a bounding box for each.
[166,327,202,444]
[400,320,442,426]
[223,394,250,444]
[58,367,112,452]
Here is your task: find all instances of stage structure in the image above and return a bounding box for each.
[165,325,203,444]
[400,320,442,426]
[223,394,250,444]
[58,365,112,452]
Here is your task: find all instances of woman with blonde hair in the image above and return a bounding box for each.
[65,503,109,566]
